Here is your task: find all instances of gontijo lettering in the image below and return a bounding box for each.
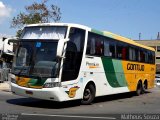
[127,63,144,71]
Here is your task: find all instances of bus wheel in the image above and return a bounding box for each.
[142,81,148,93]
[135,81,142,96]
[81,84,95,105]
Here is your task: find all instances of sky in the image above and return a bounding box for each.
[0,0,160,40]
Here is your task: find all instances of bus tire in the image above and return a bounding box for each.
[135,81,142,96]
[81,84,95,105]
[142,81,148,93]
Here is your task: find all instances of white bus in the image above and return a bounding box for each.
[10,23,155,104]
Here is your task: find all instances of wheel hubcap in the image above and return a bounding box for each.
[143,84,147,89]
[84,89,91,100]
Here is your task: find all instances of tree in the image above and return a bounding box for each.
[11,0,61,37]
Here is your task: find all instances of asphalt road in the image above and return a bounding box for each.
[0,86,160,120]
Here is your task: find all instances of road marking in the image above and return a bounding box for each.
[22,113,116,119]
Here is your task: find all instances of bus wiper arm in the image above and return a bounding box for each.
[17,65,27,76]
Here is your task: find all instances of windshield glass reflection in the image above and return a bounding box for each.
[12,41,59,78]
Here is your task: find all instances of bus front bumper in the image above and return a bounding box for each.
[11,83,66,102]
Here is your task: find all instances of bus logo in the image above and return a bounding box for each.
[127,63,144,71]
[86,61,100,69]
[67,86,80,98]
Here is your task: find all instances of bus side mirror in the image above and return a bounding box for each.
[8,38,18,45]
[56,39,69,58]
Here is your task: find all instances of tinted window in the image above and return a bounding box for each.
[116,42,128,60]
[86,32,155,64]
[62,28,85,81]
[86,33,104,56]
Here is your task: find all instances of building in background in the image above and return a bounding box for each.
[0,37,14,63]
[134,40,160,73]
[0,37,14,82]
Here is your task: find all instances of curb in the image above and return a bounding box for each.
[0,89,11,92]
[0,82,11,92]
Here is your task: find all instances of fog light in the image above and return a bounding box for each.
[43,82,61,88]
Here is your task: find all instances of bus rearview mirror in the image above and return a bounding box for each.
[56,39,69,58]
[8,38,18,45]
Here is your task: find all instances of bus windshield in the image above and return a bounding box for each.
[12,40,59,78]
[12,26,67,78]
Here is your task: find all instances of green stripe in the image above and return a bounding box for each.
[28,78,47,86]
[101,57,121,87]
[101,57,127,87]
[91,29,104,36]
[91,29,114,39]
[103,32,114,39]
[112,59,127,87]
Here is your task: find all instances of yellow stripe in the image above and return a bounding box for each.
[28,85,43,89]
[103,31,155,51]
[89,66,99,69]
[16,76,30,87]
[16,76,43,89]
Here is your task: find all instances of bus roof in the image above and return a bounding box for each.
[25,23,155,52]
[25,23,91,30]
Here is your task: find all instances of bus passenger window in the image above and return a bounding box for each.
[95,39,103,56]
[122,47,126,60]
[129,47,136,61]
[140,51,145,62]
[86,37,95,55]
[104,40,110,56]
[117,45,123,59]
[86,32,103,56]
[109,43,115,58]
[90,38,96,55]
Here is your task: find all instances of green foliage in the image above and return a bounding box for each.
[11,0,61,37]
[16,29,22,38]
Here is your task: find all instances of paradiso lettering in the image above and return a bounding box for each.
[127,63,145,71]
[86,61,100,69]
[86,62,99,66]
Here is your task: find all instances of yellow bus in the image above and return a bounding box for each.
[9,23,156,104]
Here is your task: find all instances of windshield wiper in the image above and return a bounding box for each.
[16,65,28,76]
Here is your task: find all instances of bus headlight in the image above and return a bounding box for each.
[11,78,17,84]
[43,82,61,88]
